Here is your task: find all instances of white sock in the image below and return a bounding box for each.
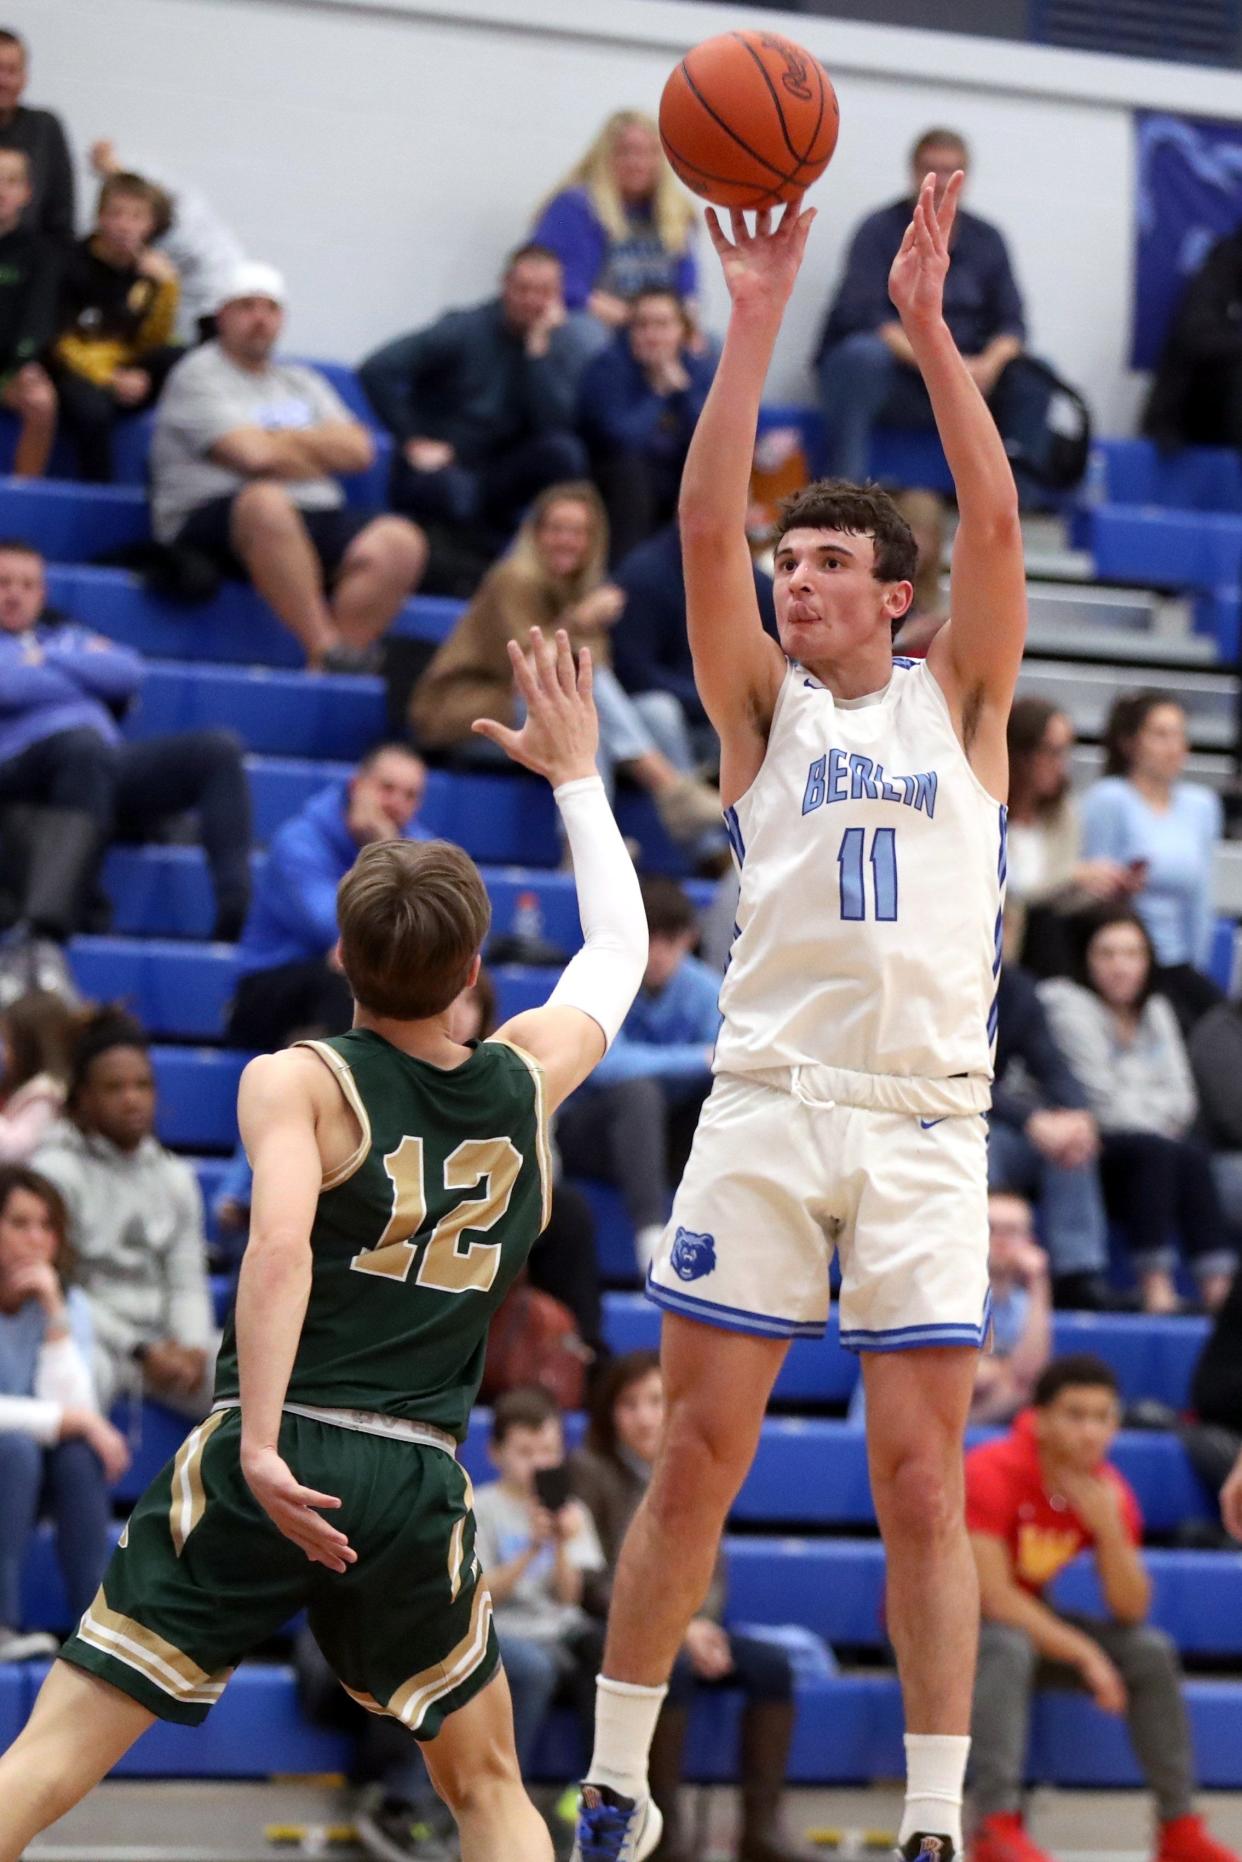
[585,1674,668,1800]
[898,1733,970,1850]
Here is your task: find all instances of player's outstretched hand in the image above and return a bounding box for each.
[889,169,962,334]
[472,627,599,788]
[704,196,815,319]
[242,1444,357,1574]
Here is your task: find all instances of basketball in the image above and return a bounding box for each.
[658,30,839,211]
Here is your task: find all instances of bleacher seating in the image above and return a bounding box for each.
[8,427,1242,1797]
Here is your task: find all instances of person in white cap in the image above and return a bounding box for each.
[151,261,426,671]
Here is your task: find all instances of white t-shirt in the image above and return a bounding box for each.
[473,1477,603,1645]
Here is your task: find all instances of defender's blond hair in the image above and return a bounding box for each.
[337,839,491,1021]
[540,110,695,258]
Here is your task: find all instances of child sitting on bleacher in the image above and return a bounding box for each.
[0,1162,128,1663]
[51,170,181,482]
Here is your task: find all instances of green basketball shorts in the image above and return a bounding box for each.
[60,1407,498,1739]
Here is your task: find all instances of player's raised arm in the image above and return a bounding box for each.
[474,628,647,1111]
[896,173,1027,794]
[680,204,812,763]
[235,1050,356,1572]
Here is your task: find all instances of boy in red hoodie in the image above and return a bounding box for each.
[966,1353,1237,1862]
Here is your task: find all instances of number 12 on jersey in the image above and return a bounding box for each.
[837,826,898,922]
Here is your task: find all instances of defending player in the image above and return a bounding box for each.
[0,628,647,1862]
[573,176,1027,1862]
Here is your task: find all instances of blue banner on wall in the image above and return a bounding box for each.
[1135,111,1242,369]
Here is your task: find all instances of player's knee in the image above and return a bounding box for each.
[875,1448,960,1545]
[650,1417,746,1529]
[433,1739,522,1814]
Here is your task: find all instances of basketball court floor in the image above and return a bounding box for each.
[26,1781,1242,1861]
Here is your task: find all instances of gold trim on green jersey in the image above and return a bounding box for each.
[76,1589,232,1705]
[484,1036,553,1231]
[295,1039,372,1189]
[339,1578,494,1733]
[169,1410,228,1557]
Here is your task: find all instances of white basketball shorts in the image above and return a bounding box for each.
[647,1072,990,1351]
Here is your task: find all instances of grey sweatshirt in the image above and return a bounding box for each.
[1037,979,1197,1139]
[32,1119,213,1360]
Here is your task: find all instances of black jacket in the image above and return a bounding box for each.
[991,962,1091,1131]
[0,105,74,243]
[1143,229,1242,450]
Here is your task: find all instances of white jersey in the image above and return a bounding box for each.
[714,655,1005,1117]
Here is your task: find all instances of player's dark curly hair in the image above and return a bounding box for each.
[774,479,919,586]
[68,1008,149,1106]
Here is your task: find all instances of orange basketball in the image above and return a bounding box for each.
[659,30,839,212]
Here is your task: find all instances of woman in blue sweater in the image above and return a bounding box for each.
[530,110,699,371]
[1081,690,1223,1028]
[0,1164,128,1660]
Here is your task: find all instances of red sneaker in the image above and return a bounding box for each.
[970,1813,1056,1862]
[1157,1816,1242,1862]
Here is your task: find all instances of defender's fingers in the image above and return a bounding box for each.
[471,718,520,752]
[527,624,558,694]
[755,207,773,239]
[704,207,729,253]
[776,196,804,232]
[554,627,577,697]
[729,208,749,246]
[507,636,539,705]
[576,645,595,702]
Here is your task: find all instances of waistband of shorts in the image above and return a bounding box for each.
[728,1063,992,1117]
[211,1400,458,1458]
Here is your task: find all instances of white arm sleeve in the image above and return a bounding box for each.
[547,776,648,1049]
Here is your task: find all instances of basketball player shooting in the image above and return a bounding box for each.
[572,173,1027,1862]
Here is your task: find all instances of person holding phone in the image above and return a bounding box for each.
[473,1386,605,1775]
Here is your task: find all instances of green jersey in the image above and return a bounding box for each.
[213,1030,552,1440]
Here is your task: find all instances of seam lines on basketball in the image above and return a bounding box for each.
[732,32,816,170]
[658,131,781,209]
[678,56,801,188]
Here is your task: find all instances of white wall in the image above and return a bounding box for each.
[12,0,1242,425]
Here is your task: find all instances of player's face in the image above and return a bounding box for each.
[612,1369,665,1466]
[1086,922,1150,1012]
[0,43,26,115]
[536,499,593,580]
[773,527,908,667]
[0,150,29,226]
[78,1046,157,1152]
[0,1186,59,1284]
[217,295,284,364]
[493,1418,564,1491]
[611,124,661,202]
[0,548,44,632]
[1129,703,1187,785]
[1036,1385,1120,1472]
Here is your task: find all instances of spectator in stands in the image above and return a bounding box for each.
[0,30,73,244]
[1184,1269,1242,1510]
[473,1386,605,1772]
[89,139,245,343]
[578,287,714,562]
[890,488,948,657]
[967,1354,1241,1862]
[531,111,700,373]
[0,146,59,478]
[0,991,76,1163]
[409,484,723,860]
[1040,908,1235,1312]
[0,539,252,944]
[1144,220,1242,452]
[570,1351,813,1862]
[153,261,426,671]
[609,519,777,763]
[448,968,604,1370]
[1007,697,1139,978]
[1082,691,1223,1028]
[359,244,586,564]
[815,127,1048,486]
[228,742,427,1051]
[0,1162,129,1662]
[1188,997,1242,1255]
[34,1011,217,1416]
[988,923,1111,1310]
[51,171,183,482]
[972,1191,1053,1425]
[557,878,720,1272]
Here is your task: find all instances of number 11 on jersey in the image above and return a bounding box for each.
[837,826,898,922]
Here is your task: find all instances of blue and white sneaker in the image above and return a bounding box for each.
[570,1784,663,1861]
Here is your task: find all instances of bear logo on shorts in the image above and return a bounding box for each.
[670,1226,716,1282]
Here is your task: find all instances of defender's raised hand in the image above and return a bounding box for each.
[704,196,816,319]
[889,169,963,333]
[473,627,598,787]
